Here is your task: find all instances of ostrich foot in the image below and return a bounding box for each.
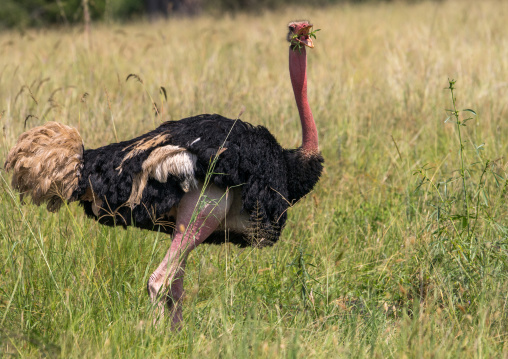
[147,268,184,328]
[147,271,167,324]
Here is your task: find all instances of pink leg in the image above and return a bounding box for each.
[147,183,232,329]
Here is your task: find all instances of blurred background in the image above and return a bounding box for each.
[0,0,443,29]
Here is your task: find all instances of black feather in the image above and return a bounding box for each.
[73,114,323,247]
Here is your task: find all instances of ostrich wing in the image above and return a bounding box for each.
[74,114,294,246]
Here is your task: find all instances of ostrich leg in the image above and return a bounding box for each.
[147,184,232,328]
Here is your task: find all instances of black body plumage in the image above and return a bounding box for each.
[73,114,323,247]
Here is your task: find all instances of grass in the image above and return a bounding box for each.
[1,0,508,357]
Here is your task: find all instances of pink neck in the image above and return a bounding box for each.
[289,46,319,154]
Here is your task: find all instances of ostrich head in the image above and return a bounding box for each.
[287,21,314,49]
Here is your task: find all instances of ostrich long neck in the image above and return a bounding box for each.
[289,46,319,153]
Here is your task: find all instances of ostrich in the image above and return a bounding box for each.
[4,21,323,328]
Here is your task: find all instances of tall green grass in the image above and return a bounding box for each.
[1,0,507,357]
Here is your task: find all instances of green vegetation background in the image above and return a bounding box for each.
[1,0,440,29]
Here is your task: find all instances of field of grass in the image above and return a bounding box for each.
[1,0,508,357]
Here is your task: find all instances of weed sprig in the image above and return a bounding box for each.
[291,28,320,52]
[412,79,507,309]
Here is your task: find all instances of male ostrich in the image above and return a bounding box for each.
[4,21,323,328]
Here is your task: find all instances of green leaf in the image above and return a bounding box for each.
[482,190,489,206]
[450,214,465,220]
[463,108,477,115]
[462,216,468,229]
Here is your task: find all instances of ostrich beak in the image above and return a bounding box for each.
[297,24,314,48]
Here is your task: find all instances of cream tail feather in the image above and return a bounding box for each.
[4,122,84,212]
